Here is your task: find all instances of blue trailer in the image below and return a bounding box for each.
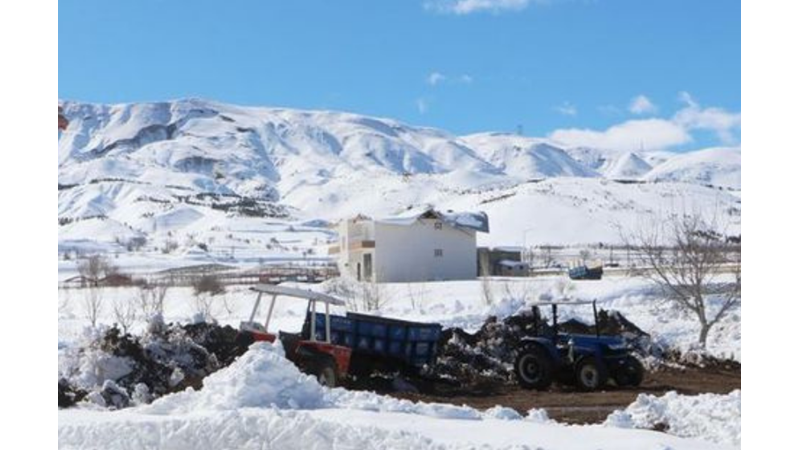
[239,285,444,387]
[308,311,443,372]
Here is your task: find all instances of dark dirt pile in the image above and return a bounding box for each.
[58,320,246,409]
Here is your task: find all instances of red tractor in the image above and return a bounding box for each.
[236,285,352,387]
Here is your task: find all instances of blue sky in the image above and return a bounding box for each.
[59,0,740,151]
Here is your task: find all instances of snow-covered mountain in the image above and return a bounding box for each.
[600,152,654,180]
[644,147,742,190]
[57,99,742,266]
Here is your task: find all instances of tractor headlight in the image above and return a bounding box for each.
[607,343,629,351]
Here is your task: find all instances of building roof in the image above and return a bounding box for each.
[376,207,490,233]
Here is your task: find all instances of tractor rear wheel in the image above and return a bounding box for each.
[614,357,645,388]
[514,346,554,390]
[575,358,608,391]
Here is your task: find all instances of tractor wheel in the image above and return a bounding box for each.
[614,357,645,388]
[312,359,339,388]
[514,346,554,390]
[575,358,608,391]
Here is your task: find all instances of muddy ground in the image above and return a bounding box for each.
[384,365,741,424]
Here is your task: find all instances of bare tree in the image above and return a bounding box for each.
[83,287,103,328]
[77,255,116,287]
[623,213,741,347]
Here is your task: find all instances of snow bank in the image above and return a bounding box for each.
[605,390,741,446]
[145,342,516,422]
[144,343,325,414]
[59,409,441,450]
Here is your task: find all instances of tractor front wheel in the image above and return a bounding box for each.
[575,358,608,391]
[514,346,554,390]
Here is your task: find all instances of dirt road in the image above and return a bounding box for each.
[385,365,740,424]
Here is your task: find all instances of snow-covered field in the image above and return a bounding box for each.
[58,277,741,362]
[59,276,740,449]
[59,342,739,450]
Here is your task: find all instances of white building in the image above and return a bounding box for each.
[330,208,490,283]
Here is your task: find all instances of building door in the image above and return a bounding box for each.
[363,254,373,281]
[356,263,362,282]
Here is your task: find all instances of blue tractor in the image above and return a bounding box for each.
[513,300,644,391]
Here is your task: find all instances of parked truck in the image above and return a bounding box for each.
[236,284,442,387]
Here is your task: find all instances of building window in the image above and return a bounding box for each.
[434,222,443,230]
[434,249,444,258]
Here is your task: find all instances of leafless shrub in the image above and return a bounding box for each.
[359,279,386,312]
[137,283,170,320]
[192,275,226,297]
[112,297,138,334]
[324,278,360,312]
[501,280,536,303]
[191,275,226,321]
[407,283,428,311]
[161,239,179,255]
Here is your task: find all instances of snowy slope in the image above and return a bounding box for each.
[601,152,654,180]
[58,99,742,263]
[644,148,741,189]
[460,133,599,179]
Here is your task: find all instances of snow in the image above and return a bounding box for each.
[605,391,741,447]
[57,99,742,449]
[59,341,737,450]
[58,277,741,362]
[644,147,741,190]
[58,99,741,269]
[143,343,326,413]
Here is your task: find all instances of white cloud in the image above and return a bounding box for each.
[550,119,691,152]
[555,101,578,116]
[425,0,533,15]
[673,93,741,144]
[629,95,658,115]
[416,98,429,115]
[426,72,474,87]
[550,93,740,151]
[427,72,447,86]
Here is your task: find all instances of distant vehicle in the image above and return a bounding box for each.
[568,264,604,280]
[236,284,442,387]
[513,300,644,391]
